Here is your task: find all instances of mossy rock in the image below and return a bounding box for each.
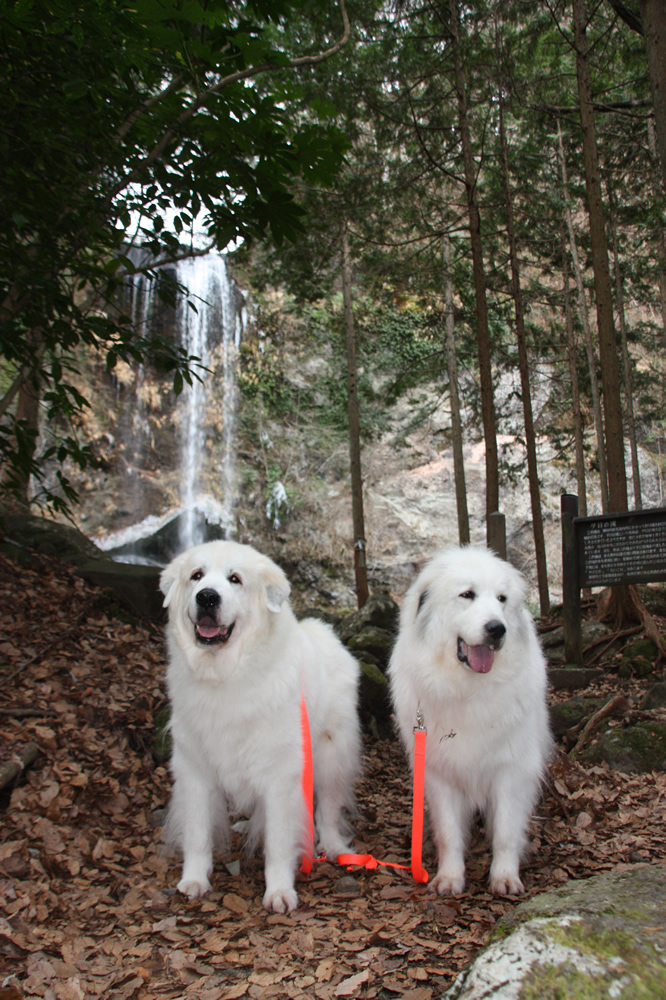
[338,594,399,644]
[580,721,666,773]
[618,655,655,679]
[623,637,658,661]
[448,864,666,1000]
[344,626,395,667]
[358,661,392,738]
[549,697,602,739]
[641,683,666,710]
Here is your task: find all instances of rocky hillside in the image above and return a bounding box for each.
[48,256,664,613]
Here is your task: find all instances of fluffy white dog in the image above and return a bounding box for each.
[388,546,552,897]
[160,540,360,913]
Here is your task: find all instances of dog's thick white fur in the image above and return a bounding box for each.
[388,545,552,897]
[160,540,360,913]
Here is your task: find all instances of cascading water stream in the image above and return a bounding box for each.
[95,252,241,563]
[176,253,240,549]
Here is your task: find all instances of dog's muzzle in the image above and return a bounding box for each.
[194,588,234,646]
[457,620,506,674]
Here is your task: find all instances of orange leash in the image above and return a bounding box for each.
[410,711,429,883]
[299,694,314,875]
[300,696,428,884]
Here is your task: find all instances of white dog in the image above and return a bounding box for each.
[388,546,552,897]
[160,540,360,913]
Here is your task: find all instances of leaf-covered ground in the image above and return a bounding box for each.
[1,549,666,1000]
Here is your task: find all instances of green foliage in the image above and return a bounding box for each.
[0,0,350,509]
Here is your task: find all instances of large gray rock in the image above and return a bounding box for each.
[445,864,666,999]
[1,512,164,621]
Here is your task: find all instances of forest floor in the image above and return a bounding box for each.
[1,549,666,1000]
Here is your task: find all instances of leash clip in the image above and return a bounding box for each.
[413,708,426,733]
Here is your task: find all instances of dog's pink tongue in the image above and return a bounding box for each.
[466,644,495,673]
[197,618,221,639]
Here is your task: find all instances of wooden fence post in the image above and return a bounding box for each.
[561,493,582,665]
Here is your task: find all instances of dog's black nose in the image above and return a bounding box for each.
[485,620,506,645]
[196,588,220,609]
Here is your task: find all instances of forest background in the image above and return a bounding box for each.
[1,0,666,622]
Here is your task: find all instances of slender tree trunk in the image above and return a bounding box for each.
[561,223,588,518]
[449,0,499,530]
[573,0,628,516]
[647,119,666,341]
[640,0,666,194]
[558,124,609,511]
[574,0,638,628]
[341,226,369,609]
[606,177,642,508]
[443,233,470,545]
[497,84,549,614]
[2,373,40,510]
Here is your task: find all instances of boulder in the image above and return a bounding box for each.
[1,512,164,621]
[580,721,666,773]
[446,863,666,999]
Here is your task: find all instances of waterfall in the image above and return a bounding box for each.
[176,254,240,549]
[95,251,241,563]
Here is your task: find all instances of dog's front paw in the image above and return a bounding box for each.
[429,869,465,896]
[489,871,524,896]
[263,886,298,914]
[177,876,212,899]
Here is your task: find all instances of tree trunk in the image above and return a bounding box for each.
[574,0,635,627]
[449,0,499,529]
[0,365,40,512]
[561,222,588,518]
[640,0,666,194]
[443,233,470,545]
[341,226,369,609]
[573,0,628,516]
[606,176,642,509]
[497,83,549,614]
[558,123,609,511]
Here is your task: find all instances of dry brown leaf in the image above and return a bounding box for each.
[334,969,371,996]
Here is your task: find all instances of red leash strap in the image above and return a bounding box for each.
[410,712,429,883]
[300,694,314,875]
[299,697,428,884]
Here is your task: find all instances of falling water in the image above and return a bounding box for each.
[95,252,241,562]
[176,254,240,550]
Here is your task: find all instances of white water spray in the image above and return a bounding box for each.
[176,254,239,550]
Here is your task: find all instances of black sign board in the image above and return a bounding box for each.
[575,507,666,588]
[561,496,666,665]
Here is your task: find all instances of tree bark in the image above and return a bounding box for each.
[443,233,470,545]
[606,177,642,508]
[449,0,499,528]
[558,123,609,511]
[572,0,628,516]
[497,83,550,614]
[640,0,666,194]
[561,222,588,518]
[341,226,369,609]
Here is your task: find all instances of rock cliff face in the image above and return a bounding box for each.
[48,260,663,613]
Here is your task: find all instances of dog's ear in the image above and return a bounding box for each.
[159,560,181,609]
[260,558,291,613]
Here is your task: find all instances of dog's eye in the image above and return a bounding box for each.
[460,590,475,600]
[498,594,507,603]
[190,569,204,582]
[228,573,242,585]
